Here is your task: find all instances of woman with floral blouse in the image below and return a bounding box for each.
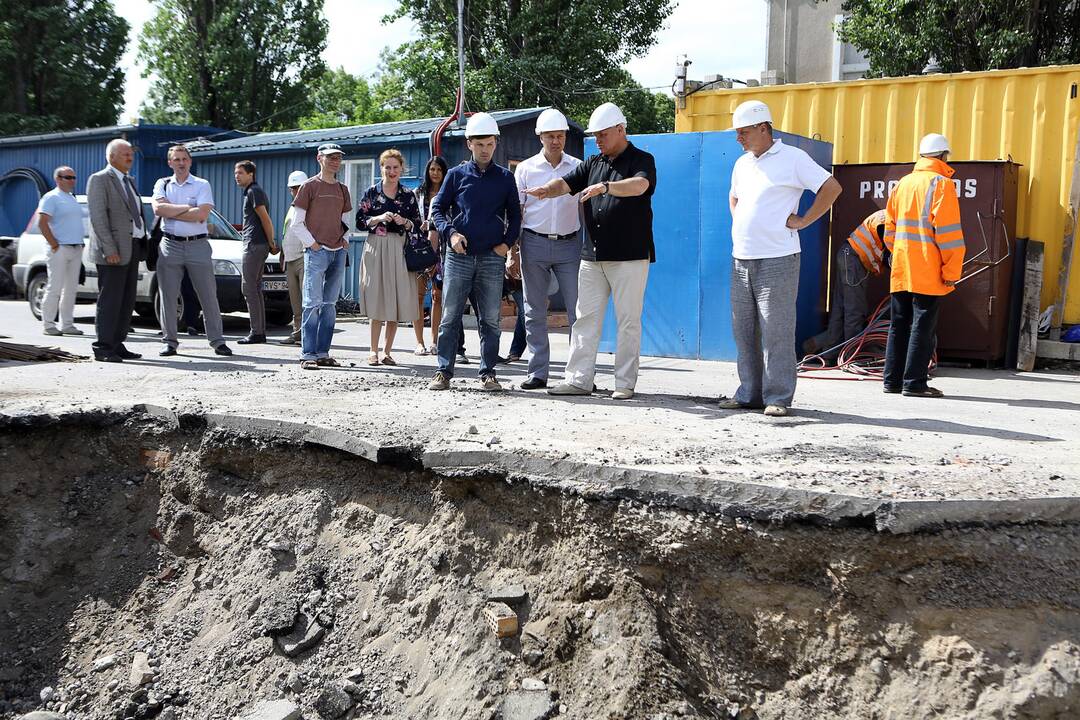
[356,148,422,365]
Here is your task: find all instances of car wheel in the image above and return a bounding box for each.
[266,308,294,327]
[26,271,48,320]
[152,284,184,328]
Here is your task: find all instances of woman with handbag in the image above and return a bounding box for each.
[356,148,422,366]
[412,156,448,355]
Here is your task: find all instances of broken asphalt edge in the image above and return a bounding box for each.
[3,404,1079,535]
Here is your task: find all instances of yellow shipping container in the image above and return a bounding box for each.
[676,65,1080,324]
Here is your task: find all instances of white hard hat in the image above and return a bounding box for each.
[287,170,308,187]
[585,102,627,134]
[731,100,773,129]
[535,108,570,135]
[919,133,951,155]
[465,112,501,137]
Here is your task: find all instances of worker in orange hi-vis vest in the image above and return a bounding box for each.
[882,133,966,398]
[804,209,888,361]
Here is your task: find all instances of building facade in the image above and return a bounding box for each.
[765,0,869,84]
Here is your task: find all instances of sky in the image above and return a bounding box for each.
[111,0,767,123]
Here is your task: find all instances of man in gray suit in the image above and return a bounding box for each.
[87,139,146,362]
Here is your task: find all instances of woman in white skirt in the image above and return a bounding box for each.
[356,148,422,365]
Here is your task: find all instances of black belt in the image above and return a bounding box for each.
[524,228,577,241]
[164,233,208,242]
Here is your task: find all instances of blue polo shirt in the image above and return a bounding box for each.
[37,188,85,245]
[431,160,521,254]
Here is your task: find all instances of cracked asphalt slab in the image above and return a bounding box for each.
[1,298,1078,532]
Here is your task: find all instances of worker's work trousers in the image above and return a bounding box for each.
[884,291,941,392]
[808,244,869,358]
[241,243,269,336]
[42,244,83,331]
[286,257,304,339]
[157,237,226,350]
[563,259,649,391]
[731,253,800,408]
[520,229,580,380]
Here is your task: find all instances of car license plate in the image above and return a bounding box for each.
[262,280,288,291]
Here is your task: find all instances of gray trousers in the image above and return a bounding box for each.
[157,237,225,349]
[731,253,800,408]
[286,257,304,338]
[809,244,869,358]
[520,229,581,380]
[242,243,269,335]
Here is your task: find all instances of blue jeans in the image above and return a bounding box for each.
[301,247,346,360]
[437,251,504,377]
[509,285,526,357]
[884,291,940,391]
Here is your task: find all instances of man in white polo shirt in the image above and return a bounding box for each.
[152,144,233,357]
[719,100,841,416]
[38,166,86,336]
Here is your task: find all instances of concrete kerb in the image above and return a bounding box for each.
[6,404,1080,535]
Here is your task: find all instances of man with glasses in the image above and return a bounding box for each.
[152,144,233,357]
[38,167,85,337]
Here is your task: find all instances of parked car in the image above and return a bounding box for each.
[13,196,293,327]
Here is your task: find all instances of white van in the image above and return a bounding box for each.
[13,196,292,326]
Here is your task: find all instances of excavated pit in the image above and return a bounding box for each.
[1,410,1079,720]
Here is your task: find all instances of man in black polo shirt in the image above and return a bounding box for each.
[525,102,656,400]
[234,160,277,344]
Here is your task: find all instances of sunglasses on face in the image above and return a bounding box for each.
[58,175,76,180]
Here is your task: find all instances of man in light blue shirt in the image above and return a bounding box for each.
[152,144,232,357]
[38,166,86,336]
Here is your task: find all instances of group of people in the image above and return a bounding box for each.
[38,98,963,413]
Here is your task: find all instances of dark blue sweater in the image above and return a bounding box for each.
[431,160,521,254]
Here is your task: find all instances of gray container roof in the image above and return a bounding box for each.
[0,123,224,147]
[186,108,579,157]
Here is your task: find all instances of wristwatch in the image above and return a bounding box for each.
[603,181,610,194]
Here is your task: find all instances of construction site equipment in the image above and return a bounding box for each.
[585,103,628,133]
[832,161,1020,365]
[731,100,773,129]
[535,109,570,134]
[0,341,87,363]
[464,112,500,138]
[919,134,951,156]
[674,65,1080,325]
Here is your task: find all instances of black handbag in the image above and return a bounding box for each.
[403,236,438,272]
[145,178,170,271]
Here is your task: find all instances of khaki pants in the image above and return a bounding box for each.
[42,244,83,331]
[286,256,304,339]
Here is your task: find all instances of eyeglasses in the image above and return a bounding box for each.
[58,175,76,180]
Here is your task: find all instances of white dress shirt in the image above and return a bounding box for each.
[152,174,215,236]
[515,151,582,236]
[108,165,146,239]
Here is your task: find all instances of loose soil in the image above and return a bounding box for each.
[1,411,1078,720]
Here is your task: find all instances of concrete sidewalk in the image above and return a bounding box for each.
[1,298,1078,531]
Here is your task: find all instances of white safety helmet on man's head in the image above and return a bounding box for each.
[287,170,309,187]
[535,108,570,135]
[585,102,628,134]
[919,133,951,156]
[731,100,773,129]
[465,112,501,138]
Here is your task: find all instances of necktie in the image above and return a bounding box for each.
[124,175,144,229]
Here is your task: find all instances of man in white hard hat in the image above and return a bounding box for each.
[428,111,522,391]
[882,133,965,397]
[278,169,309,345]
[719,100,842,417]
[526,101,657,400]
[512,108,583,389]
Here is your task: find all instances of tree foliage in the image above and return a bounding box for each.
[0,0,128,135]
[378,0,677,133]
[839,0,1080,77]
[137,0,329,130]
[297,68,408,130]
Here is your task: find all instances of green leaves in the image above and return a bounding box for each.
[138,0,329,130]
[0,0,129,134]
[839,0,1080,77]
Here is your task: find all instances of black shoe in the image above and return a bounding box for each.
[95,354,123,363]
[456,353,470,365]
[116,348,142,360]
[159,346,177,357]
[520,377,547,390]
[883,385,902,394]
[187,326,201,337]
[214,344,233,356]
[238,334,266,345]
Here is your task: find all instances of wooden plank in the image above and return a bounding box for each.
[1049,125,1080,339]
[1017,240,1044,371]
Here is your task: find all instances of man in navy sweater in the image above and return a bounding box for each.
[429,112,522,391]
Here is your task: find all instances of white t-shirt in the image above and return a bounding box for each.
[152,174,214,236]
[729,139,832,260]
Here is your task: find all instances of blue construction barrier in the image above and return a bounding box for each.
[593,130,833,361]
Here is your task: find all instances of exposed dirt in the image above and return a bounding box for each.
[1,412,1079,720]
